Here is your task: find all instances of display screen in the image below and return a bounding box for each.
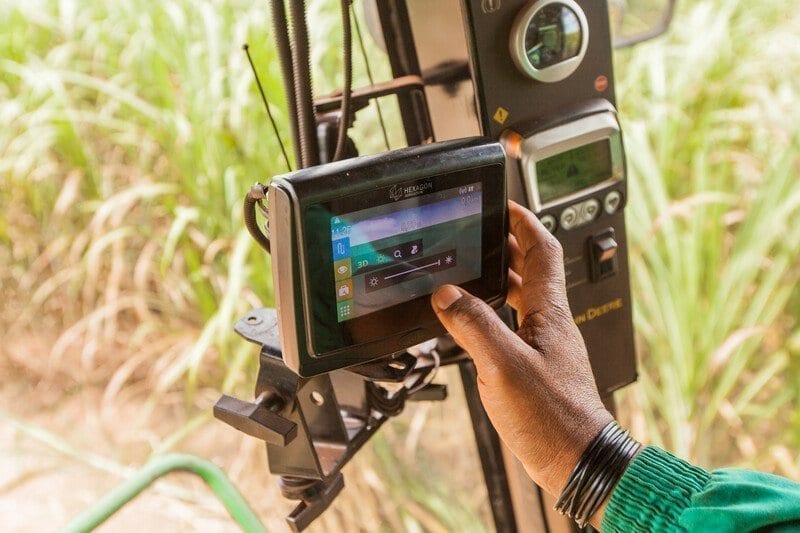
[536,139,612,204]
[329,183,483,322]
[524,3,582,69]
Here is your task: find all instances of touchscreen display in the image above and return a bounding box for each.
[536,139,611,204]
[329,183,483,322]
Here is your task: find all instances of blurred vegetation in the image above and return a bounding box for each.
[617,0,800,473]
[1,0,800,530]
[1,0,284,403]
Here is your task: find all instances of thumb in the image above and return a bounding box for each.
[431,285,530,381]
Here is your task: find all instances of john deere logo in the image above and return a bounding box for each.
[389,181,433,201]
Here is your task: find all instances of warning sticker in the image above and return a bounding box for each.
[493,107,509,125]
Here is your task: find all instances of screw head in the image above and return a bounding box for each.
[246,315,262,325]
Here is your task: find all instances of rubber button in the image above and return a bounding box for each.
[560,206,579,230]
[581,199,600,223]
[604,191,622,214]
[540,214,557,233]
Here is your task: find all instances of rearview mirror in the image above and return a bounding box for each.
[610,0,676,48]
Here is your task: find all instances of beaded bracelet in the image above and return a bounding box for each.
[554,421,641,528]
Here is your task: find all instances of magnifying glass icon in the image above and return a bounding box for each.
[393,250,402,259]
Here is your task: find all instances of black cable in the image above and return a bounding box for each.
[269,0,302,167]
[242,43,292,171]
[366,382,406,417]
[287,0,320,168]
[351,2,390,151]
[244,184,271,254]
[332,0,353,162]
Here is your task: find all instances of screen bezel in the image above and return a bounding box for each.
[301,164,506,357]
[519,111,623,211]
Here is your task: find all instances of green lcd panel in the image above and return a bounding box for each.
[536,139,612,204]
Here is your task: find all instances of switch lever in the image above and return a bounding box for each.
[589,228,619,282]
[214,394,297,446]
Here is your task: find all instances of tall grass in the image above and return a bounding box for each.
[617,0,800,471]
[1,0,287,402]
[1,0,483,529]
[2,0,800,530]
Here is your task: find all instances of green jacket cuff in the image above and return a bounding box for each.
[601,446,711,532]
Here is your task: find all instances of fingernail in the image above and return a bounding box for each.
[433,285,462,311]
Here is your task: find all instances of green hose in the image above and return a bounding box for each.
[62,454,267,533]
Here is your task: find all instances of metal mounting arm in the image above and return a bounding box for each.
[213,307,450,531]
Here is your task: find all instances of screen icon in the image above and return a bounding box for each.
[364,249,457,293]
[337,300,354,322]
[333,258,352,281]
[330,217,350,238]
[382,239,423,263]
[335,279,354,302]
[354,257,371,271]
[332,237,350,261]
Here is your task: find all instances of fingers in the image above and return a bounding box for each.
[508,233,525,276]
[431,284,531,382]
[508,201,569,318]
[508,201,564,280]
[507,269,523,312]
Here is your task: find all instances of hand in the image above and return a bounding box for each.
[431,201,613,497]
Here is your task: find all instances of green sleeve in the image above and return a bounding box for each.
[601,446,800,532]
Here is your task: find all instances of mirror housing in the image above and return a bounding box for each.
[610,0,677,48]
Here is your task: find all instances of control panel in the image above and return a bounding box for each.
[406,0,637,395]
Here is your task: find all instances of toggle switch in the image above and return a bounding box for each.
[595,236,617,263]
[589,229,619,282]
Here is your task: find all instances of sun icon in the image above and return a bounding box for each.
[369,277,379,287]
[445,255,453,264]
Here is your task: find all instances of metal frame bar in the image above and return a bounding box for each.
[375,0,434,145]
[459,359,519,532]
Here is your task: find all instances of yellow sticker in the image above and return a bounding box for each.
[493,106,509,125]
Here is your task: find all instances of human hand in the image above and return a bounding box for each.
[431,201,613,497]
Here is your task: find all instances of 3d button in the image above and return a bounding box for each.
[540,214,557,233]
[560,206,579,230]
[604,191,622,214]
